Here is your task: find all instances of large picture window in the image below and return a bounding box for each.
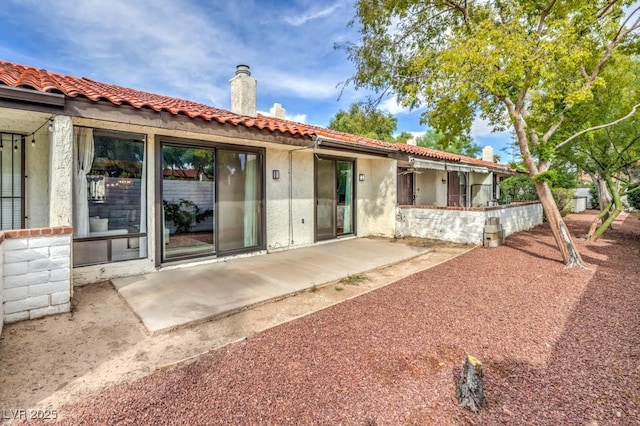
[73,128,147,266]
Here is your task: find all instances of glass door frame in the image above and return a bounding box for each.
[314,155,357,242]
[155,136,266,266]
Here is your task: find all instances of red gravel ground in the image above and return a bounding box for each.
[36,211,640,425]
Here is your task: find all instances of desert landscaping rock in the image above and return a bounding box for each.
[2,211,639,425]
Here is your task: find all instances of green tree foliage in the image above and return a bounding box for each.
[499,175,537,203]
[557,54,640,240]
[344,0,640,267]
[628,182,640,209]
[394,131,413,144]
[328,103,398,142]
[414,129,482,158]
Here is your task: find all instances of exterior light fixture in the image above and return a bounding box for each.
[272,169,280,180]
[359,173,365,182]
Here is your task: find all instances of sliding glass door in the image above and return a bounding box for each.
[161,142,263,262]
[162,145,215,260]
[316,157,354,240]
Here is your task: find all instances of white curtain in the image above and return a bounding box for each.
[243,155,258,246]
[343,167,353,234]
[139,139,147,256]
[72,128,94,237]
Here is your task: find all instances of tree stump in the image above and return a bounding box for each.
[456,355,484,413]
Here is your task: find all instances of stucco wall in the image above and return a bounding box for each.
[356,158,396,237]
[396,202,543,244]
[573,197,587,213]
[49,116,74,228]
[1,227,73,326]
[265,148,315,251]
[574,188,593,209]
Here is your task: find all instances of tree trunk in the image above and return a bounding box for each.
[534,181,586,268]
[588,175,622,241]
[587,201,612,240]
[595,175,613,220]
[506,103,585,268]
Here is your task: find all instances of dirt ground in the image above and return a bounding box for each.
[0,238,472,420]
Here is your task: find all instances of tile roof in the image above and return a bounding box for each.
[0,59,514,172]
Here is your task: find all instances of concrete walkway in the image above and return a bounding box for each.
[112,238,432,334]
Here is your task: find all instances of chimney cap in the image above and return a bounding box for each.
[235,64,251,76]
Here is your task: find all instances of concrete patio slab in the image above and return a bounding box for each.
[112,238,432,334]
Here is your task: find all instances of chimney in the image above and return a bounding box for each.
[230,64,257,117]
[269,102,286,119]
[482,145,494,162]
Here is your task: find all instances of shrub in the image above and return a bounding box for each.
[627,183,640,210]
[163,198,213,233]
[499,175,538,204]
[551,188,575,217]
[588,182,599,209]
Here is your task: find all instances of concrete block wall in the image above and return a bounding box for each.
[396,202,543,245]
[162,180,214,233]
[484,202,543,237]
[1,227,73,329]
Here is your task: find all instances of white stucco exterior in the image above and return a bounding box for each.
[396,202,543,244]
[49,115,74,228]
[0,63,530,331]
[356,158,397,237]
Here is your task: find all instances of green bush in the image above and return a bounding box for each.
[499,175,538,204]
[588,182,599,209]
[628,183,640,210]
[163,198,213,234]
[551,188,575,217]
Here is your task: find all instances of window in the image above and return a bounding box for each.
[0,133,24,230]
[73,128,147,266]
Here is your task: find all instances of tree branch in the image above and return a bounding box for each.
[597,0,621,20]
[537,0,558,35]
[542,116,564,143]
[586,7,640,85]
[555,102,640,150]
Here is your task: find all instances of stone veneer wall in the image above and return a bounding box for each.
[396,202,543,245]
[0,227,73,332]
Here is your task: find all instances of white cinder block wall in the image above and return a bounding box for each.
[396,202,543,245]
[1,228,73,326]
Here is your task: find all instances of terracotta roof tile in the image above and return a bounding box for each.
[0,59,515,171]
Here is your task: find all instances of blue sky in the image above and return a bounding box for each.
[0,0,513,160]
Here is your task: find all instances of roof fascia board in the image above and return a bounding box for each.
[0,85,65,107]
[65,97,314,148]
[316,135,393,157]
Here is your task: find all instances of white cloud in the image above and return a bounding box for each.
[287,113,307,123]
[2,0,361,116]
[378,97,410,115]
[284,2,346,26]
[471,116,510,139]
